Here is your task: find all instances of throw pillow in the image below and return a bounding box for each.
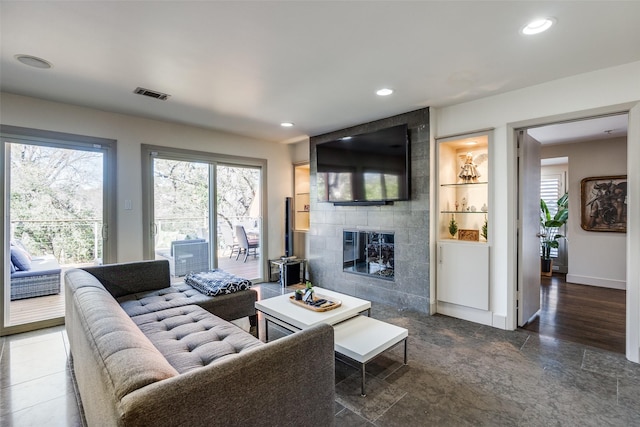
[10,261,16,273]
[11,246,32,271]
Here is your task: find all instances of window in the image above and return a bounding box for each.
[540,173,563,258]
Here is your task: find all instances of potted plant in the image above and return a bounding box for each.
[302,280,314,303]
[540,193,568,275]
[481,216,488,241]
[448,215,458,238]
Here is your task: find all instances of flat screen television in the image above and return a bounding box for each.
[316,124,410,204]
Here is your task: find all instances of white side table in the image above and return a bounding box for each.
[333,315,408,396]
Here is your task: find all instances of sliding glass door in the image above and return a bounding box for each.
[143,146,265,282]
[215,164,261,279]
[2,126,116,334]
[152,158,212,279]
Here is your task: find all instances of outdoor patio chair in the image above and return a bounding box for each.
[157,239,209,276]
[235,225,259,263]
[220,223,240,258]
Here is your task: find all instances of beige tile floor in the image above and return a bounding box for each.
[2,281,640,426]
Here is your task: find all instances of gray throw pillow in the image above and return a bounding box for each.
[11,246,32,271]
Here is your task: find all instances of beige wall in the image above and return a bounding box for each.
[288,138,310,164]
[542,138,627,288]
[0,92,293,265]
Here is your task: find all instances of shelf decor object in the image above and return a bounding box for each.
[458,229,479,241]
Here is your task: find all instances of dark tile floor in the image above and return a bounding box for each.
[2,282,640,426]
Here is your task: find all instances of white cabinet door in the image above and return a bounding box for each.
[437,241,489,310]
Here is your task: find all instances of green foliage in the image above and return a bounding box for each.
[10,144,103,261]
[540,193,569,259]
[481,216,488,240]
[153,160,260,248]
[448,215,458,238]
[10,144,261,265]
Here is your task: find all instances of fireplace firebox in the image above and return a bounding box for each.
[343,230,394,280]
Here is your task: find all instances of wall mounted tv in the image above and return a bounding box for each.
[316,124,410,205]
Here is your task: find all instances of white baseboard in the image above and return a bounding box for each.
[566,274,626,290]
[436,301,493,326]
[429,300,437,316]
[492,313,508,330]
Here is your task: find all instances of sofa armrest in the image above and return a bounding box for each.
[81,260,171,298]
[120,323,335,427]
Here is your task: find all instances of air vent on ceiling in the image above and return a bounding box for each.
[133,87,170,101]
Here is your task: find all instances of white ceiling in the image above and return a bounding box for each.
[529,113,629,145]
[1,1,639,144]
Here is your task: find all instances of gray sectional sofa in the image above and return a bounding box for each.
[65,260,335,427]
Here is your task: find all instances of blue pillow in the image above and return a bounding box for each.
[11,246,32,271]
[10,261,16,273]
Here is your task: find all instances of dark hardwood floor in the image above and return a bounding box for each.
[522,273,626,354]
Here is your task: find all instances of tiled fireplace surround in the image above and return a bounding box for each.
[308,108,430,314]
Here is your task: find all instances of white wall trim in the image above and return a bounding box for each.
[436,301,493,326]
[492,313,507,329]
[626,102,640,363]
[566,274,626,290]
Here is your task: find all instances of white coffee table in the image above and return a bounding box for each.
[255,287,408,396]
[333,315,408,396]
[255,287,371,341]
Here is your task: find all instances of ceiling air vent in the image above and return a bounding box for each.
[134,87,170,101]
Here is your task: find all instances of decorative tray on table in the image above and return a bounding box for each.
[289,294,342,312]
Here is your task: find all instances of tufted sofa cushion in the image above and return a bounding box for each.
[72,286,179,400]
[117,282,258,326]
[131,305,263,374]
[118,283,213,317]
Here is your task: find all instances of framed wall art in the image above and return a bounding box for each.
[580,175,627,233]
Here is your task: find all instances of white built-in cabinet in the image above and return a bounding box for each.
[436,132,491,311]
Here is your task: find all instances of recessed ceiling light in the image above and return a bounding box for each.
[281,122,294,127]
[376,88,393,96]
[522,18,555,35]
[341,136,352,140]
[14,54,53,69]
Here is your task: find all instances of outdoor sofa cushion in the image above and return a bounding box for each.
[10,246,32,271]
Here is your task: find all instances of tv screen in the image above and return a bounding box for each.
[316,124,410,204]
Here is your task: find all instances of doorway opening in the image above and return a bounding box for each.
[517,113,628,353]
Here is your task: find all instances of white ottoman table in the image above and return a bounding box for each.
[333,315,408,396]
